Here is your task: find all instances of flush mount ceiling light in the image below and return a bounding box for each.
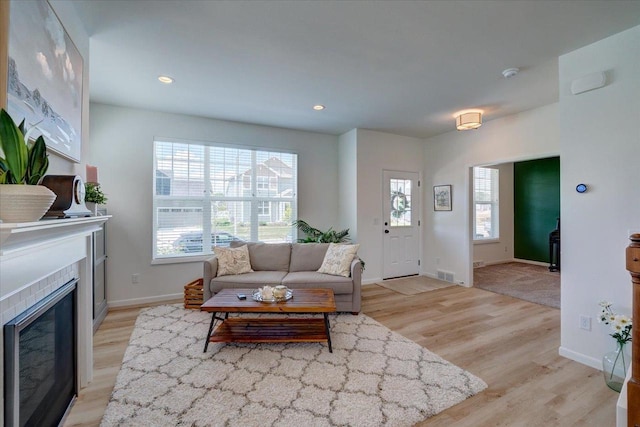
[158,75,174,84]
[454,110,483,131]
[312,104,325,111]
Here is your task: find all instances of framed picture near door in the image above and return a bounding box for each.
[433,185,452,211]
[7,0,84,162]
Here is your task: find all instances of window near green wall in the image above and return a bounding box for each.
[473,166,499,240]
[153,139,298,260]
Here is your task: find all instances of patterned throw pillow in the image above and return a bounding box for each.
[317,243,360,277]
[214,245,253,277]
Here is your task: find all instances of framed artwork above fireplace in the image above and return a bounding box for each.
[7,0,84,162]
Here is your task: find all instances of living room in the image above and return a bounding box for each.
[1,1,639,426]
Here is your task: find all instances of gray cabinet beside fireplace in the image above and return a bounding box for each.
[93,216,108,332]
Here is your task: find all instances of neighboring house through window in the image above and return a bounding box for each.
[153,139,297,259]
[257,201,270,216]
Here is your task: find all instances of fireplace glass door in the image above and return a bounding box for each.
[4,279,77,427]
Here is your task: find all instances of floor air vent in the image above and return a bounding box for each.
[437,270,455,283]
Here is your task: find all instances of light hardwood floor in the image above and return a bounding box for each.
[64,286,618,427]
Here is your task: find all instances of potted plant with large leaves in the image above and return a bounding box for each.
[0,109,56,222]
[292,219,350,243]
[293,219,365,270]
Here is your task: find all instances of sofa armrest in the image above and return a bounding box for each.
[203,256,218,302]
[350,257,363,313]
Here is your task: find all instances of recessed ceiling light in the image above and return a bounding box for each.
[158,75,174,84]
[313,104,325,111]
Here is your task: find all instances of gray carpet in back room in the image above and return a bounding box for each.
[473,262,560,309]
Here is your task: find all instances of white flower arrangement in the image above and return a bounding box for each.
[598,301,632,346]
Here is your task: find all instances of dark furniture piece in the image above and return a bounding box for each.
[549,218,560,272]
[627,233,640,426]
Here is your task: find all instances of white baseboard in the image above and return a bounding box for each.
[484,259,515,266]
[109,292,183,308]
[362,278,383,286]
[513,258,550,267]
[558,346,602,371]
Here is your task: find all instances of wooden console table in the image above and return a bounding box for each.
[627,233,640,427]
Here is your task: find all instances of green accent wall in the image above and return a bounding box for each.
[514,157,560,262]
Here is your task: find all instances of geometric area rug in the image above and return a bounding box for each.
[101,305,487,427]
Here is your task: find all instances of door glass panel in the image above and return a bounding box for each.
[390,178,412,227]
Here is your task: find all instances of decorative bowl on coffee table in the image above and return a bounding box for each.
[252,288,293,302]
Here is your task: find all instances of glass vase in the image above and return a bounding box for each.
[602,342,629,392]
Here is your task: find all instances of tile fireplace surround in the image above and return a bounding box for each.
[0,216,109,426]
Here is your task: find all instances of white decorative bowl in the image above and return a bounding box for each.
[0,184,57,223]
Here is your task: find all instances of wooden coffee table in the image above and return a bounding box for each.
[201,288,337,353]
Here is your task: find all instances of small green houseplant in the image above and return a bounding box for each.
[85,182,108,204]
[0,109,49,184]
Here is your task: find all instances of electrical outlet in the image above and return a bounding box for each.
[579,315,591,331]
[132,273,140,284]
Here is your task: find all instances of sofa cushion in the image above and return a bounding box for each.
[210,271,289,293]
[231,241,291,271]
[289,243,329,272]
[281,271,353,295]
[317,243,360,277]
[213,245,253,277]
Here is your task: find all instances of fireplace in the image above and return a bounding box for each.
[1,216,109,426]
[4,279,78,427]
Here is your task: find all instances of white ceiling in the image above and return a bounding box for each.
[71,0,640,139]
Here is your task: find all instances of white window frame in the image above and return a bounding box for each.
[473,166,499,241]
[153,139,297,262]
[257,176,269,190]
[257,201,270,216]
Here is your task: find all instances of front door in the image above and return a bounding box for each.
[382,171,420,279]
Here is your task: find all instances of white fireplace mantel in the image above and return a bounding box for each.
[0,216,110,426]
[0,216,109,256]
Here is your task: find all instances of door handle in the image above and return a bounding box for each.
[384,230,390,234]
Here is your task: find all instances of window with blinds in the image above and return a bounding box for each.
[473,166,499,240]
[153,140,297,259]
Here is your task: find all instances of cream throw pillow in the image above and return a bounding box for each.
[317,243,360,277]
[214,245,253,277]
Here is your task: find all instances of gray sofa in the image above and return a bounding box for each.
[203,242,362,313]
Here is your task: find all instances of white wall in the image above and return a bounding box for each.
[423,103,559,287]
[473,162,515,265]
[354,129,424,283]
[338,129,358,241]
[89,103,339,305]
[558,25,640,368]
